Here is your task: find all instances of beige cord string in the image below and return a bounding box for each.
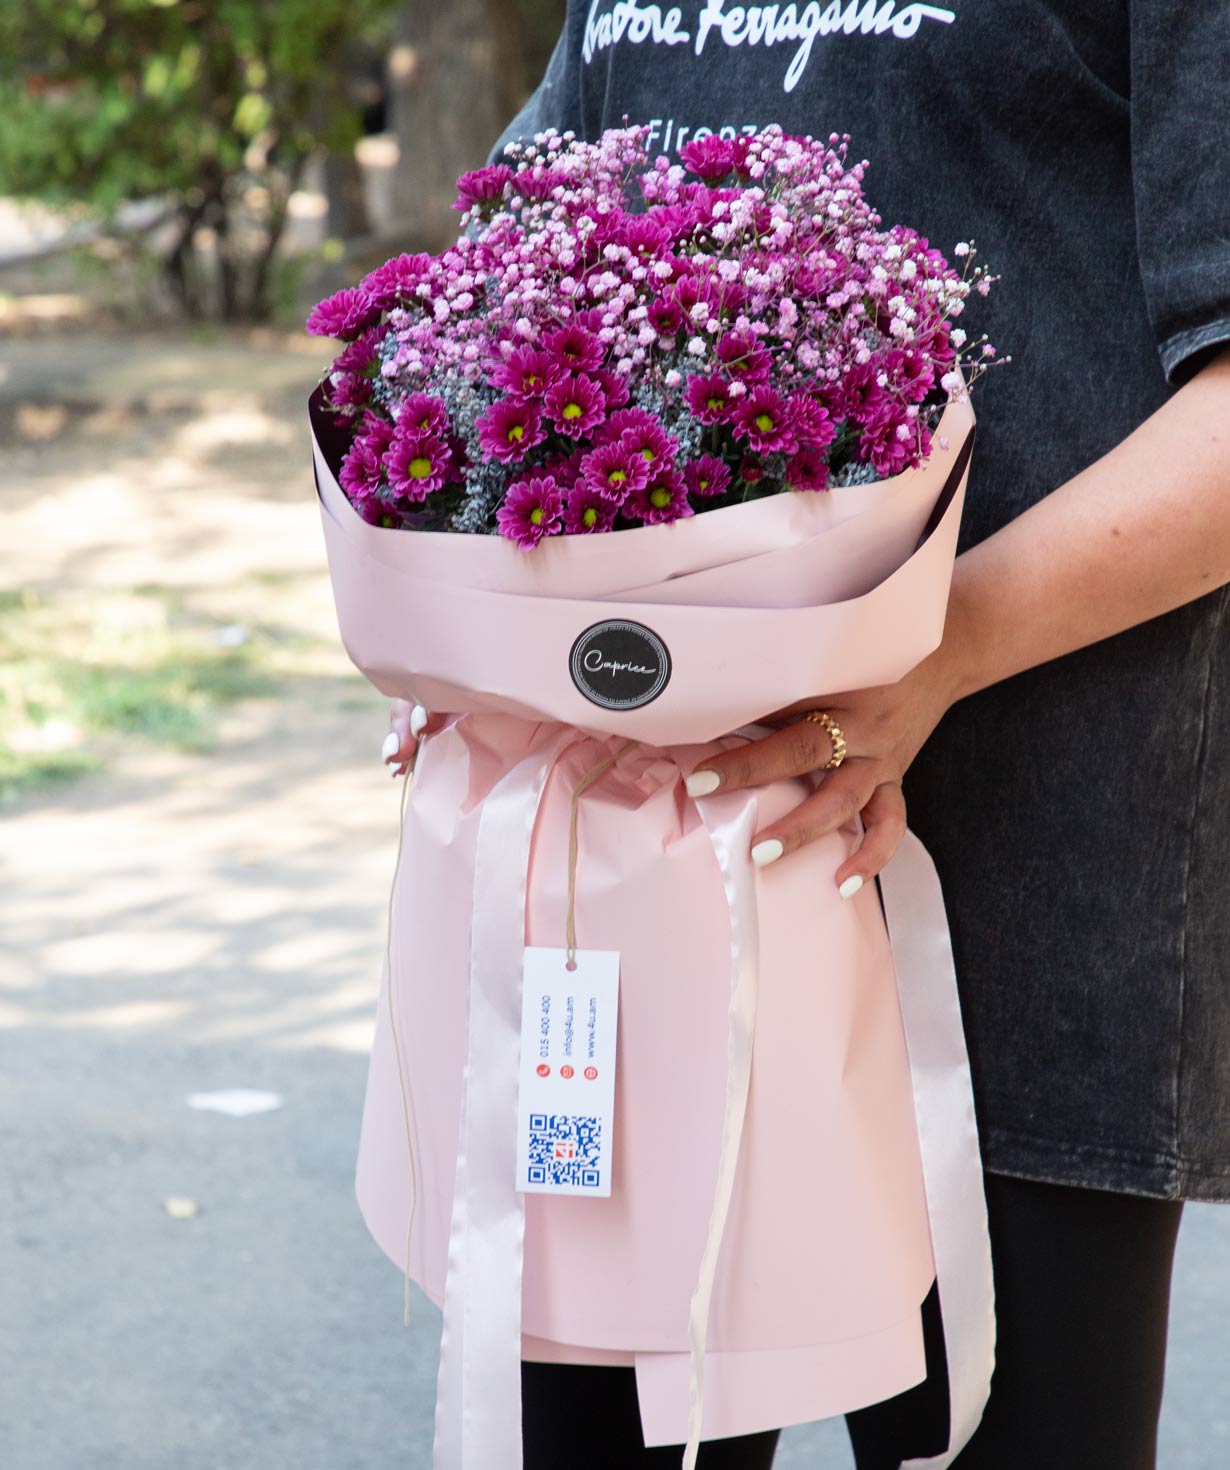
[385,758,420,1327]
[565,740,639,966]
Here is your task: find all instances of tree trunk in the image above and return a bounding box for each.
[323,147,374,242]
[389,0,528,252]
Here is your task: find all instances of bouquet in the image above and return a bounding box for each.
[309,126,994,543]
[308,125,997,1470]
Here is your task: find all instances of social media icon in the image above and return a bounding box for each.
[560,1065,574,1079]
[584,1066,598,1080]
[536,1063,550,1077]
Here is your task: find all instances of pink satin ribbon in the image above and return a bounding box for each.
[879,830,996,1470]
[432,728,581,1469]
[428,727,994,1469]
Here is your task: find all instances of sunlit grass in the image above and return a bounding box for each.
[0,582,339,804]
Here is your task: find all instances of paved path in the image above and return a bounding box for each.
[2,333,1226,1468]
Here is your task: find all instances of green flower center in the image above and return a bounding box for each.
[707,396,724,410]
[408,456,434,479]
[697,477,710,491]
[649,487,671,509]
[754,412,775,433]
[606,468,628,485]
[530,506,544,526]
[562,401,583,420]
[508,423,525,442]
[582,506,598,528]
[641,447,654,462]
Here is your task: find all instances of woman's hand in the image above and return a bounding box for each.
[684,634,970,895]
[382,698,441,777]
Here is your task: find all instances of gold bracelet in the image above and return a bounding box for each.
[801,709,847,770]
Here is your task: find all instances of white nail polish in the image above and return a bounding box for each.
[751,839,784,868]
[410,705,429,738]
[381,731,400,763]
[839,875,865,900]
[685,770,721,798]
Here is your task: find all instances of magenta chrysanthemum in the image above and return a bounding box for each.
[360,253,431,313]
[306,287,379,341]
[358,411,395,455]
[860,418,918,478]
[329,372,372,415]
[515,167,567,201]
[732,386,798,454]
[396,393,451,437]
[617,418,677,471]
[683,455,732,498]
[669,272,721,320]
[383,429,454,501]
[476,398,546,463]
[784,449,831,493]
[563,481,619,534]
[789,394,836,450]
[685,374,734,425]
[356,497,402,529]
[333,327,384,375]
[647,297,685,338]
[580,440,651,502]
[680,135,742,183]
[839,361,888,422]
[544,373,606,438]
[543,323,605,375]
[716,328,773,383]
[542,447,587,488]
[617,215,673,259]
[454,164,513,210]
[646,202,703,244]
[340,435,386,503]
[625,467,693,526]
[593,367,632,411]
[496,474,564,550]
[594,406,655,445]
[490,347,559,399]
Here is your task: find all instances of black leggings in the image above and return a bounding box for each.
[520,1171,1183,1470]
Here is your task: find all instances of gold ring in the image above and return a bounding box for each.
[801,709,847,770]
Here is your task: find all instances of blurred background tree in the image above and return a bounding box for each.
[384,0,564,257]
[0,0,567,323]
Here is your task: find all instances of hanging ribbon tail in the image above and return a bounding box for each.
[433,726,580,1470]
[680,789,763,1470]
[878,829,996,1469]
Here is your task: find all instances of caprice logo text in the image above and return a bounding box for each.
[583,647,659,679]
[583,1,957,93]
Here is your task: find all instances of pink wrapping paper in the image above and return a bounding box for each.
[310,388,991,1461]
[310,393,975,745]
[357,720,935,1434]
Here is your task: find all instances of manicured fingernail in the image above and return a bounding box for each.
[685,769,721,798]
[381,731,401,763]
[751,838,784,868]
[410,704,429,737]
[839,875,864,900]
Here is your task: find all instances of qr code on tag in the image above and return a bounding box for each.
[527,1112,602,1188]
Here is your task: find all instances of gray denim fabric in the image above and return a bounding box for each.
[490,1,1230,1201]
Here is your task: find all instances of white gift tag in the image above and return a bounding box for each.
[517,947,619,1197]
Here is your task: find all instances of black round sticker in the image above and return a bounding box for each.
[569,620,672,711]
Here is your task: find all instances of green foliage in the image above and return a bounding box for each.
[0,0,404,316]
[0,1,399,206]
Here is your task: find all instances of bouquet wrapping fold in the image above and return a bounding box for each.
[311,386,994,1468]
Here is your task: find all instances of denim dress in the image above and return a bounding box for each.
[491,0,1230,1201]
